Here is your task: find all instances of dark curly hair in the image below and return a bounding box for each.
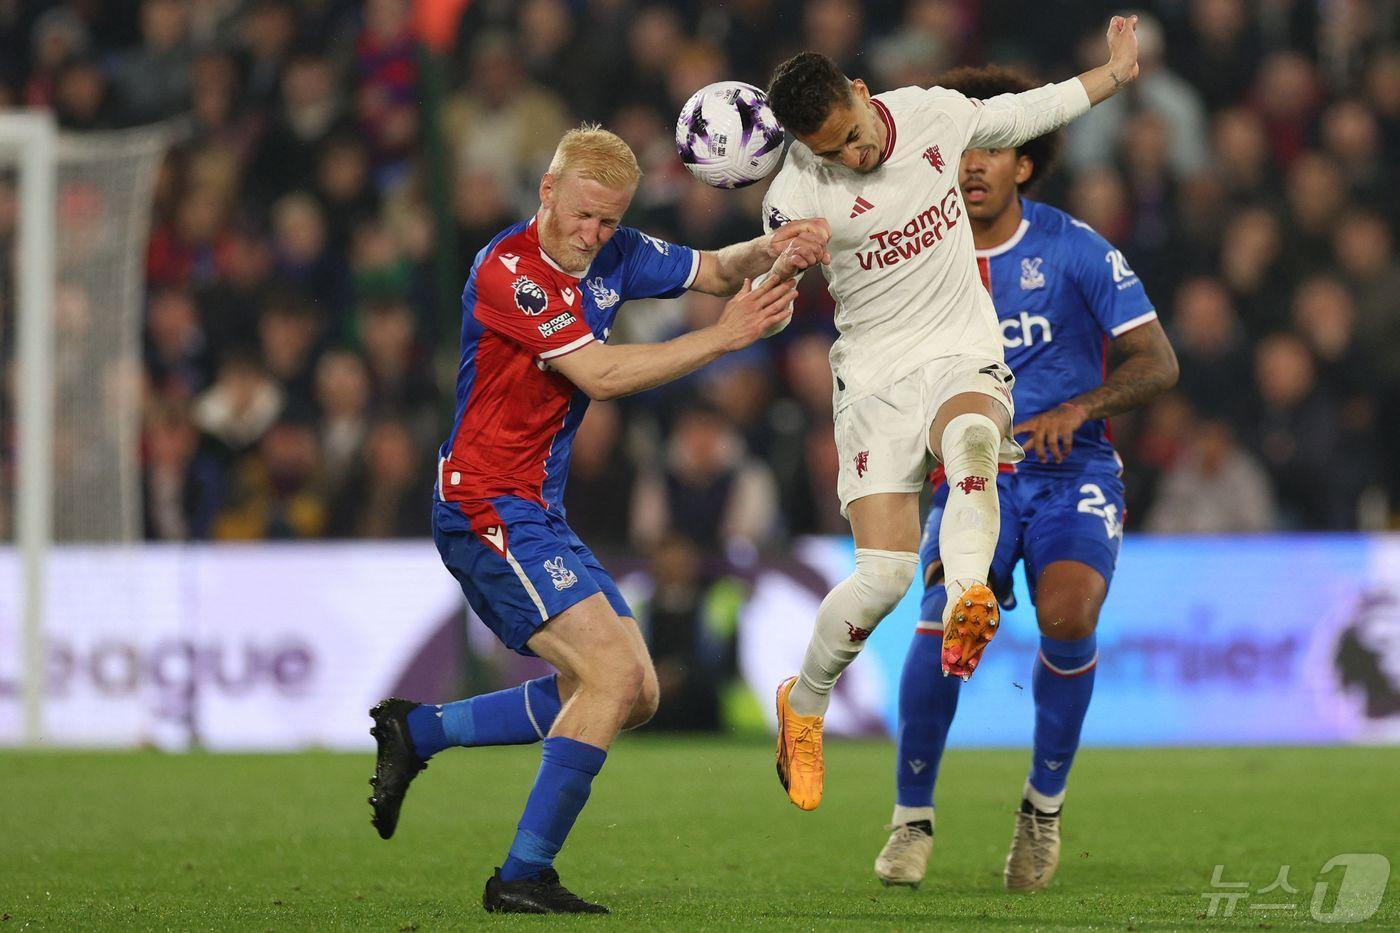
[766,51,851,136]
[936,66,1062,189]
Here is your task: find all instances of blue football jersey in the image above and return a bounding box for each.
[974,198,1157,475]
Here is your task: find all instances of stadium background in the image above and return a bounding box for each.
[0,0,1397,749]
[2,2,1399,929]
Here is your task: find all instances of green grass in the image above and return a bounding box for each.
[2,739,1397,930]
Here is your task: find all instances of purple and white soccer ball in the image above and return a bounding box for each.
[675,81,786,189]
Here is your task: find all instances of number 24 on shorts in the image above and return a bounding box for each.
[1078,483,1122,539]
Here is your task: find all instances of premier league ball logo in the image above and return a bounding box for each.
[512,276,549,315]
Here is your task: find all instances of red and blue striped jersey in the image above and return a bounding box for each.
[438,218,698,509]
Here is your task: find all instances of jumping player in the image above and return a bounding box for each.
[366,125,828,914]
[762,16,1143,811]
[873,67,1178,891]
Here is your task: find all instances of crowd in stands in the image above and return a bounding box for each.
[2,0,1397,555]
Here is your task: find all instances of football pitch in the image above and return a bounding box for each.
[3,739,1396,930]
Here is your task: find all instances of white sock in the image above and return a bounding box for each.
[789,548,918,717]
[1024,780,1066,813]
[892,804,935,828]
[936,412,1001,621]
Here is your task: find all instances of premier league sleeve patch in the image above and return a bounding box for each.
[512,276,549,315]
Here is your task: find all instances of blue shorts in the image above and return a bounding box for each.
[433,496,634,655]
[918,467,1124,620]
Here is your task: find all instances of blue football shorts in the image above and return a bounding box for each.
[433,496,634,655]
[918,467,1125,620]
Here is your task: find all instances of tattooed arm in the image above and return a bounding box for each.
[1015,319,1179,463]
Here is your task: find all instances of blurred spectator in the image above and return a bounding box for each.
[1169,277,1251,422]
[1251,51,1323,169]
[356,297,438,434]
[328,419,431,537]
[249,52,352,201]
[193,352,285,463]
[314,349,373,495]
[633,404,780,557]
[1248,333,1359,529]
[214,417,328,539]
[1066,13,1209,180]
[442,32,570,208]
[258,294,323,411]
[1332,211,1400,379]
[142,402,225,540]
[145,287,212,401]
[562,401,640,552]
[641,534,736,732]
[111,0,196,124]
[354,0,420,186]
[1146,418,1275,533]
[270,191,352,319]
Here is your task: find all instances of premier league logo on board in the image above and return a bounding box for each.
[1020,257,1046,290]
[586,276,619,310]
[544,557,578,591]
[512,276,549,315]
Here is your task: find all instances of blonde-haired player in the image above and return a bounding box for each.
[366,124,830,914]
[762,17,1142,811]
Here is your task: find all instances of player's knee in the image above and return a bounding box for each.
[940,412,1000,469]
[629,666,660,728]
[851,548,918,617]
[1035,596,1100,641]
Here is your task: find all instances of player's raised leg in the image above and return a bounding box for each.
[876,567,958,887]
[928,390,1011,680]
[368,672,566,840]
[779,491,921,810]
[1005,559,1105,892]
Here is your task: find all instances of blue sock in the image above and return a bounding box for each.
[1029,634,1098,802]
[895,585,962,809]
[405,675,562,759]
[499,736,607,882]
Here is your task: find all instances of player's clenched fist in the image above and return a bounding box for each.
[1105,15,1140,86]
[716,276,798,350]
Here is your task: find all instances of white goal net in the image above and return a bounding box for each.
[0,113,169,743]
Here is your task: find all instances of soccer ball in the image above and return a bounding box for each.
[675,81,786,189]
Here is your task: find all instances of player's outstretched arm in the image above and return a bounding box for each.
[1076,14,1141,105]
[689,220,831,296]
[550,276,797,400]
[961,15,1139,151]
[1015,319,1178,463]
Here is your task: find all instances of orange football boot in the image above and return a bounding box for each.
[774,676,825,810]
[941,582,1001,681]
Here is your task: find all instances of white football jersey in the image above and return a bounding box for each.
[763,80,1090,410]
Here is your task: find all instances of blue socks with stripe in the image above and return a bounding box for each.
[500,736,607,881]
[405,675,562,759]
[895,586,962,811]
[1029,633,1098,805]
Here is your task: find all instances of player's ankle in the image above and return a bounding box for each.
[788,676,829,717]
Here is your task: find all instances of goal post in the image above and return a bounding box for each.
[0,112,170,745]
[1,111,57,747]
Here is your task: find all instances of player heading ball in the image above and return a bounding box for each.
[759,17,1144,813]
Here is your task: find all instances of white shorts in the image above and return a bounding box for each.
[834,356,1022,517]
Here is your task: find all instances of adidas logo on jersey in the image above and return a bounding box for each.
[849,195,875,218]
